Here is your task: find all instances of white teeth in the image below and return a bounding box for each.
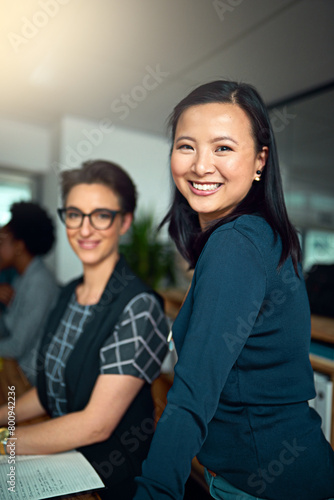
[79,241,98,248]
[192,182,220,191]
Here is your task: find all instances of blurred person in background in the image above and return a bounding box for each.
[0,265,17,312]
[0,201,58,384]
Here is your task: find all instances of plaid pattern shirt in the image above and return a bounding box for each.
[44,291,168,417]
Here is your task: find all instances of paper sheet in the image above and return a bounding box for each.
[0,450,104,499]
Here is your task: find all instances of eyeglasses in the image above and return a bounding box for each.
[57,207,122,230]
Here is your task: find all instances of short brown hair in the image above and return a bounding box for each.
[60,160,137,214]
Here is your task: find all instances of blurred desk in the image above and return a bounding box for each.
[310,315,334,448]
[311,314,334,344]
[0,358,101,500]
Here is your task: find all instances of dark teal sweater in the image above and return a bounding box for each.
[135,215,334,500]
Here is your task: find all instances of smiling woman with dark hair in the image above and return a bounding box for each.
[0,201,58,384]
[134,81,334,500]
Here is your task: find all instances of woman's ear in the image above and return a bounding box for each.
[257,146,269,170]
[120,213,133,236]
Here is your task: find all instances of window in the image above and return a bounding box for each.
[303,230,334,272]
[0,171,38,226]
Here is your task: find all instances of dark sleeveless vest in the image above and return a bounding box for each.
[37,255,162,488]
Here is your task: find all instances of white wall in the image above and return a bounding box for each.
[41,121,62,274]
[0,118,51,172]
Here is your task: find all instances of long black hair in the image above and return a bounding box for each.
[161,80,301,272]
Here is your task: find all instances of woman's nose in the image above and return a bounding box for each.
[191,150,215,176]
[79,215,94,235]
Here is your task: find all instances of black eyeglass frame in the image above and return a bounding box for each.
[57,207,123,230]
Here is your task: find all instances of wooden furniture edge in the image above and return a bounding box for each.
[311,315,334,344]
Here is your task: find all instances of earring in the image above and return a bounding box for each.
[254,170,262,181]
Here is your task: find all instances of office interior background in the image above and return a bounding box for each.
[0,0,333,286]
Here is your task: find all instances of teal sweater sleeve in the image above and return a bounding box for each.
[134,227,266,499]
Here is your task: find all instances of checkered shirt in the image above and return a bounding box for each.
[44,291,168,417]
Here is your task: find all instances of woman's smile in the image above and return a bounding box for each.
[77,239,101,250]
[188,181,223,195]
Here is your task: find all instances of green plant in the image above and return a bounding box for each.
[120,212,176,289]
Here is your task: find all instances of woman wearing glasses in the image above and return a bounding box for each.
[0,160,169,499]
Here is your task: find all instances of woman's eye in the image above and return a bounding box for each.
[67,211,80,219]
[178,144,193,150]
[96,211,111,220]
[216,145,231,152]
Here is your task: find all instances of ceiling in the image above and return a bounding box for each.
[0,0,334,195]
[0,0,333,133]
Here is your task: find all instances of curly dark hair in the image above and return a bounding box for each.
[7,201,55,256]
